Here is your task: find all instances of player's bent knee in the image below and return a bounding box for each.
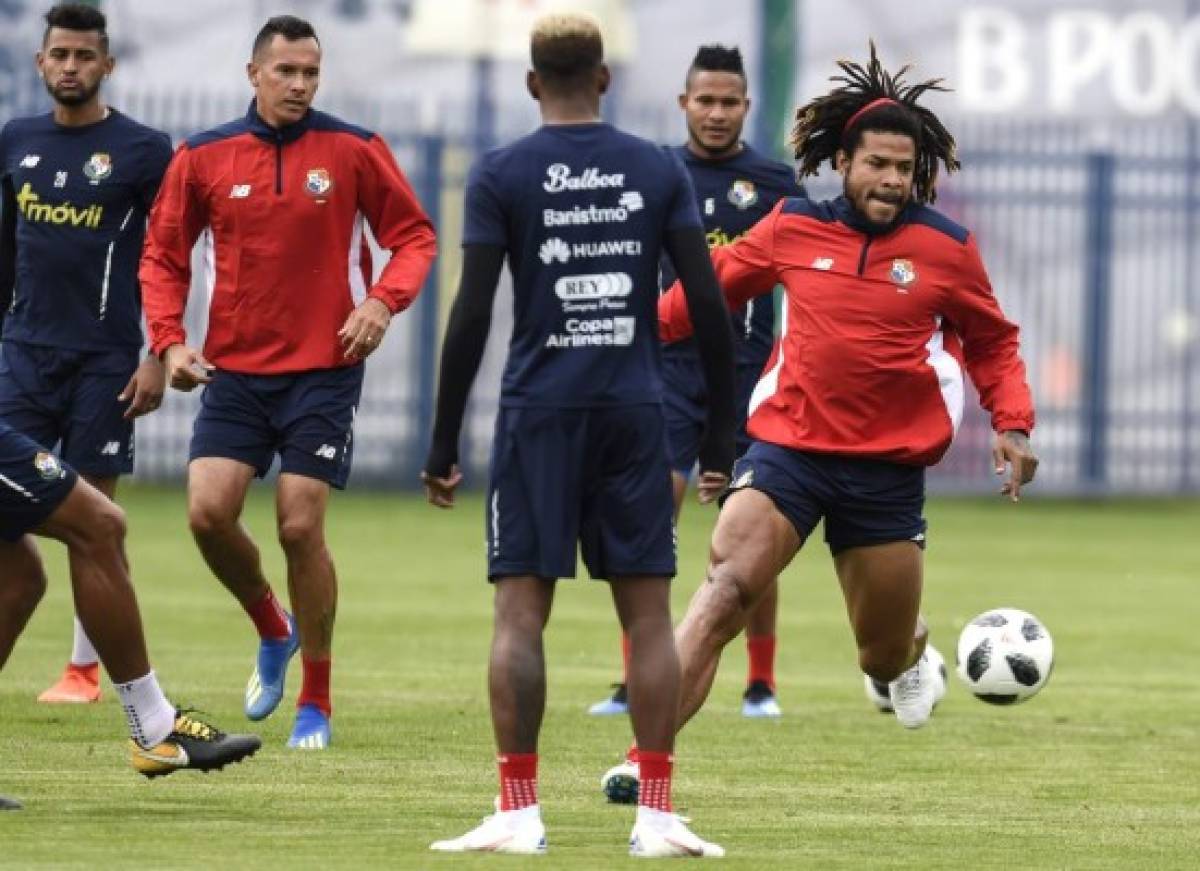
[94,501,127,542]
[694,566,754,643]
[10,558,48,612]
[276,516,323,553]
[187,500,236,539]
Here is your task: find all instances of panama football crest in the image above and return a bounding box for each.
[304,168,334,199]
[727,179,758,210]
[83,152,112,184]
[33,451,64,481]
[890,258,917,286]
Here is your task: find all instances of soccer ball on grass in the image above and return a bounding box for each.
[955,608,1054,704]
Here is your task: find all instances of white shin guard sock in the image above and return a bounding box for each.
[113,671,176,748]
[70,617,99,667]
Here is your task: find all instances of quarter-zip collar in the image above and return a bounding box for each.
[831,194,914,238]
[244,99,312,145]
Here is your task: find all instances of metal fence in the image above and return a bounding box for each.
[5,89,1199,494]
[921,119,1200,494]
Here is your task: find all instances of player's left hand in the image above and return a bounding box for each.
[992,430,1039,502]
[338,297,392,360]
[696,470,730,505]
[421,465,463,509]
[119,355,167,419]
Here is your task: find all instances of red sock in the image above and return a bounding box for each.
[747,634,777,691]
[297,656,331,717]
[620,632,631,682]
[244,588,290,640]
[498,753,538,811]
[626,742,639,765]
[638,750,673,812]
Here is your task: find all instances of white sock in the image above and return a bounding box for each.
[70,617,99,667]
[113,671,176,748]
[636,806,682,832]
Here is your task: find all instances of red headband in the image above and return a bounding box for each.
[844,97,899,132]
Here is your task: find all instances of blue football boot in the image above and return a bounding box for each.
[287,703,331,750]
[244,613,299,721]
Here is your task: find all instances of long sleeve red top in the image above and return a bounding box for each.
[659,196,1034,466]
[141,102,436,373]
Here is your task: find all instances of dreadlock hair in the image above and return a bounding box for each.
[790,41,959,204]
[686,44,746,90]
[43,3,108,54]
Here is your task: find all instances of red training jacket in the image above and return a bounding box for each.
[659,196,1034,466]
[140,102,436,373]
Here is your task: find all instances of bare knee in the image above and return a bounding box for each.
[66,500,127,554]
[276,514,323,555]
[692,559,757,646]
[188,497,238,541]
[8,551,48,613]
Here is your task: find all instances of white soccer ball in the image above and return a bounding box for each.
[955,608,1054,704]
[863,642,948,712]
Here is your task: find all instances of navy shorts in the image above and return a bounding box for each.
[190,365,364,489]
[0,341,139,477]
[663,356,762,475]
[0,421,78,541]
[486,404,676,581]
[726,441,927,555]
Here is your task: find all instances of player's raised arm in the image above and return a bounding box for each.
[663,226,737,483]
[422,244,506,507]
[658,202,782,343]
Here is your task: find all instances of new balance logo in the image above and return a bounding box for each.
[100,441,121,456]
[539,237,570,265]
[618,191,643,212]
[229,185,252,198]
[811,257,834,270]
[20,154,40,168]
[315,444,338,460]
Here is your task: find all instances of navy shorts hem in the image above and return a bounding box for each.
[68,458,134,478]
[827,529,928,557]
[600,564,677,581]
[188,447,269,478]
[487,563,569,582]
[279,454,351,490]
[0,463,77,542]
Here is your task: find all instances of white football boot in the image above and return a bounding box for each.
[888,650,937,729]
[629,806,724,858]
[430,804,547,854]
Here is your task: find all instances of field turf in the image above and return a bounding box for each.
[1,487,1197,868]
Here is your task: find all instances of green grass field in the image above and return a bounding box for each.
[1,487,1198,868]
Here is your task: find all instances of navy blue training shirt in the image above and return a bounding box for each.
[464,122,702,407]
[0,109,173,351]
[662,144,803,368]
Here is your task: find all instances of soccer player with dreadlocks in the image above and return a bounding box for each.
[588,43,805,722]
[603,43,1038,808]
